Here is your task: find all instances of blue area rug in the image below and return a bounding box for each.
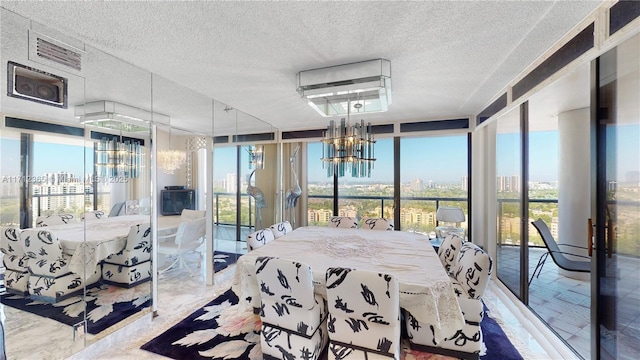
[480,303,523,360]
[1,283,151,334]
[141,288,261,359]
[213,251,240,273]
[140,289,523,360]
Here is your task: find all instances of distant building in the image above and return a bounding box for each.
[461,176,468,192]
[225,173,237,193]
[411,178,423,191]
[497,175,521,192]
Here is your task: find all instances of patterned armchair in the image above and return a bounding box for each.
[327,216,358,229]
[406,242,493,359]
[325,267,401,359]
[269,221,293,239]
[1,227,29,296]
[438,233,465,275]
[21,229,100,303]
[102,223,152,288]
[254,256,328,360]
[81,210,107,221]
[361,217,394,231]
[35,214,75,227]
[246,228,275,251]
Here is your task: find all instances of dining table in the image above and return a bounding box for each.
[41,214,183,275]
[232,225,465,344]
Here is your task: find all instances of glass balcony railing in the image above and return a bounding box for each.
[213,192,255,229]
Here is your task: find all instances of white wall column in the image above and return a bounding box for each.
[557,107,590,280]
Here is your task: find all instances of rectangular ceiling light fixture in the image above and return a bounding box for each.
[75,101,169,132]
[296,59,391,117]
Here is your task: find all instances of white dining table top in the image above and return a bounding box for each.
[42,215,180,251]
[232,225,465,344]
[36,214,184,275]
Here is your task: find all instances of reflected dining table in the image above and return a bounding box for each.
[42,214,183,276]
[232,226,465,343]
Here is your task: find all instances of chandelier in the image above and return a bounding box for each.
[157,149,186,174]
[321,117,376,178]
[247,145,265,170]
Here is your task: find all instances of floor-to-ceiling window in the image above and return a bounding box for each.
[596,31,640,360]
[528,63,592,359]
[31,133,92,224]
[337,138,394,221]
[307,141,333,226]
[496,107,523,298]
[213,145,240,240]
[400,135,469,236]
[0,129,21,227]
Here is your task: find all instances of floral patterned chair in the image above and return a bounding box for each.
[269,221,293,239]
[0,227,29,296]
[35,214,75,227]
[246,228,275,251]
[438,233,465,275]
[327,216,358,229]
[361,217,394,231]
[254,256,328,360]
[81,210,107,221]
[102,223,152,288]
[325,267,401,359]
[21,228,100,303]
[406,242,493,359]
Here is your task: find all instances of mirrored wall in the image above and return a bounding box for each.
[211,101,277,253]
[0,6,279,360]
[0,7,155,359]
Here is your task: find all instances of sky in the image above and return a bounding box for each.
[307,136,467,183]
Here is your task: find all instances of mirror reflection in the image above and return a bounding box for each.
[0,7,281,360]
[0,8,154,359]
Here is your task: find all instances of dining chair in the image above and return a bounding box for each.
[180,209,206,220]
[361,217,394,231]
[102,223,152,287]
[325,267,401,359]
[254,256,328,360]
[246,228,275,251]
[35,213,75,227]
[108,202,126,217]
[81,210,107,221]
[0,227,30,296]
[406,242,493,359]
[437,233,465,276]
[157,217,206,276]
[269,220,293,238]
[327,216,358,229]
[21,228,100,303]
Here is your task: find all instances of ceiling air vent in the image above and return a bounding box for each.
[37,37,82,71]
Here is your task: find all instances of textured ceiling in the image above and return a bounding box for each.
[0,1,601,134]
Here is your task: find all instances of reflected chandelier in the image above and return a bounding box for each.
[321,116,376,178]
[157,149,186,174]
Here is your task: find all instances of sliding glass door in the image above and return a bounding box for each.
[595,32,640,360]
[495,107,523,298]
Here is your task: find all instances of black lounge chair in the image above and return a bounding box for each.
[529,218,591,284]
